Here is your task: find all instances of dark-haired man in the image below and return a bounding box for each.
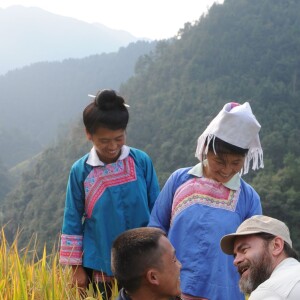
[220,215,300,299]
[111,227,182,300]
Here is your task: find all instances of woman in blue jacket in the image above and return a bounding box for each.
[149,102,263,300]
[60,89,160,298]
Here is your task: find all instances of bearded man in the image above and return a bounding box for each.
[220,215,300,299]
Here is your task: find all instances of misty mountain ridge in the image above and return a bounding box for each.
[0,5,144,75]
[0,39,157,168]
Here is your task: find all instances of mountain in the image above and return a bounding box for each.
[1,0,300,254]
[0,40,157,168]
[0,123,41,169]
[0,5,142,75]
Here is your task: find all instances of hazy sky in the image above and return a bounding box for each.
[0,0,224,39]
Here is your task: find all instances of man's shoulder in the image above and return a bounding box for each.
[249,288,283,300]
[250,258,300,299]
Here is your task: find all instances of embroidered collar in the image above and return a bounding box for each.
[86,145,130,166]
[188,160,241,190]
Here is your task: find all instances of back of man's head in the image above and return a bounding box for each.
[111,227,166,293]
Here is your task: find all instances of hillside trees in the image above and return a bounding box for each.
[0,159,12,201]
[252,153,300,245]
[0,122,90,253]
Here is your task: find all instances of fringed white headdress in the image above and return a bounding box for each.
[195,102,263,174]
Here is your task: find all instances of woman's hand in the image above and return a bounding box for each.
[71,265,89,289]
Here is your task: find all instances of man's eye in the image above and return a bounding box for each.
[242,247,248,254]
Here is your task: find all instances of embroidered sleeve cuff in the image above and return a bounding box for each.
[59,234,83,265]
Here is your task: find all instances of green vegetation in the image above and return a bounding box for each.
[0,0,300,258]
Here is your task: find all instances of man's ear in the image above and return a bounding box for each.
[271,236,285,256]
[146,269,160,286]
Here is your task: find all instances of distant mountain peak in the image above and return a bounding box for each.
[0,5,140,75]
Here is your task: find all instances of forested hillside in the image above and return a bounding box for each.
[0,122,90,247]
[0,40,156,168]
[0,160,12,201]
[1,0,299,254]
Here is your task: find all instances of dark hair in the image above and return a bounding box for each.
[255,232,299,260]
[83,89,129,134]
[111,227,166,293]
[207,137,248,157]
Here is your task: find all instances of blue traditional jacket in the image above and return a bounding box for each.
[149,163,262,300]
[60,146,160,275]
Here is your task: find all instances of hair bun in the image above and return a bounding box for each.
[95,89,125,110]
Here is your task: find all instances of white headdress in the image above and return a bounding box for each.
[195,102,263,174]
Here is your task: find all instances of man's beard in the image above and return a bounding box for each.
[238,248,273,294]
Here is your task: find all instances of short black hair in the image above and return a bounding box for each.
[111,227,166,293]
[207,137,248,157]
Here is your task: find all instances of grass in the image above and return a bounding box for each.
[0,228,118,300]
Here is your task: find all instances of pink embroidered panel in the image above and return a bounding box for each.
[84,156,137,218]
[171,177,240,224]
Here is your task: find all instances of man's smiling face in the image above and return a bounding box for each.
[233,235,274,294]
